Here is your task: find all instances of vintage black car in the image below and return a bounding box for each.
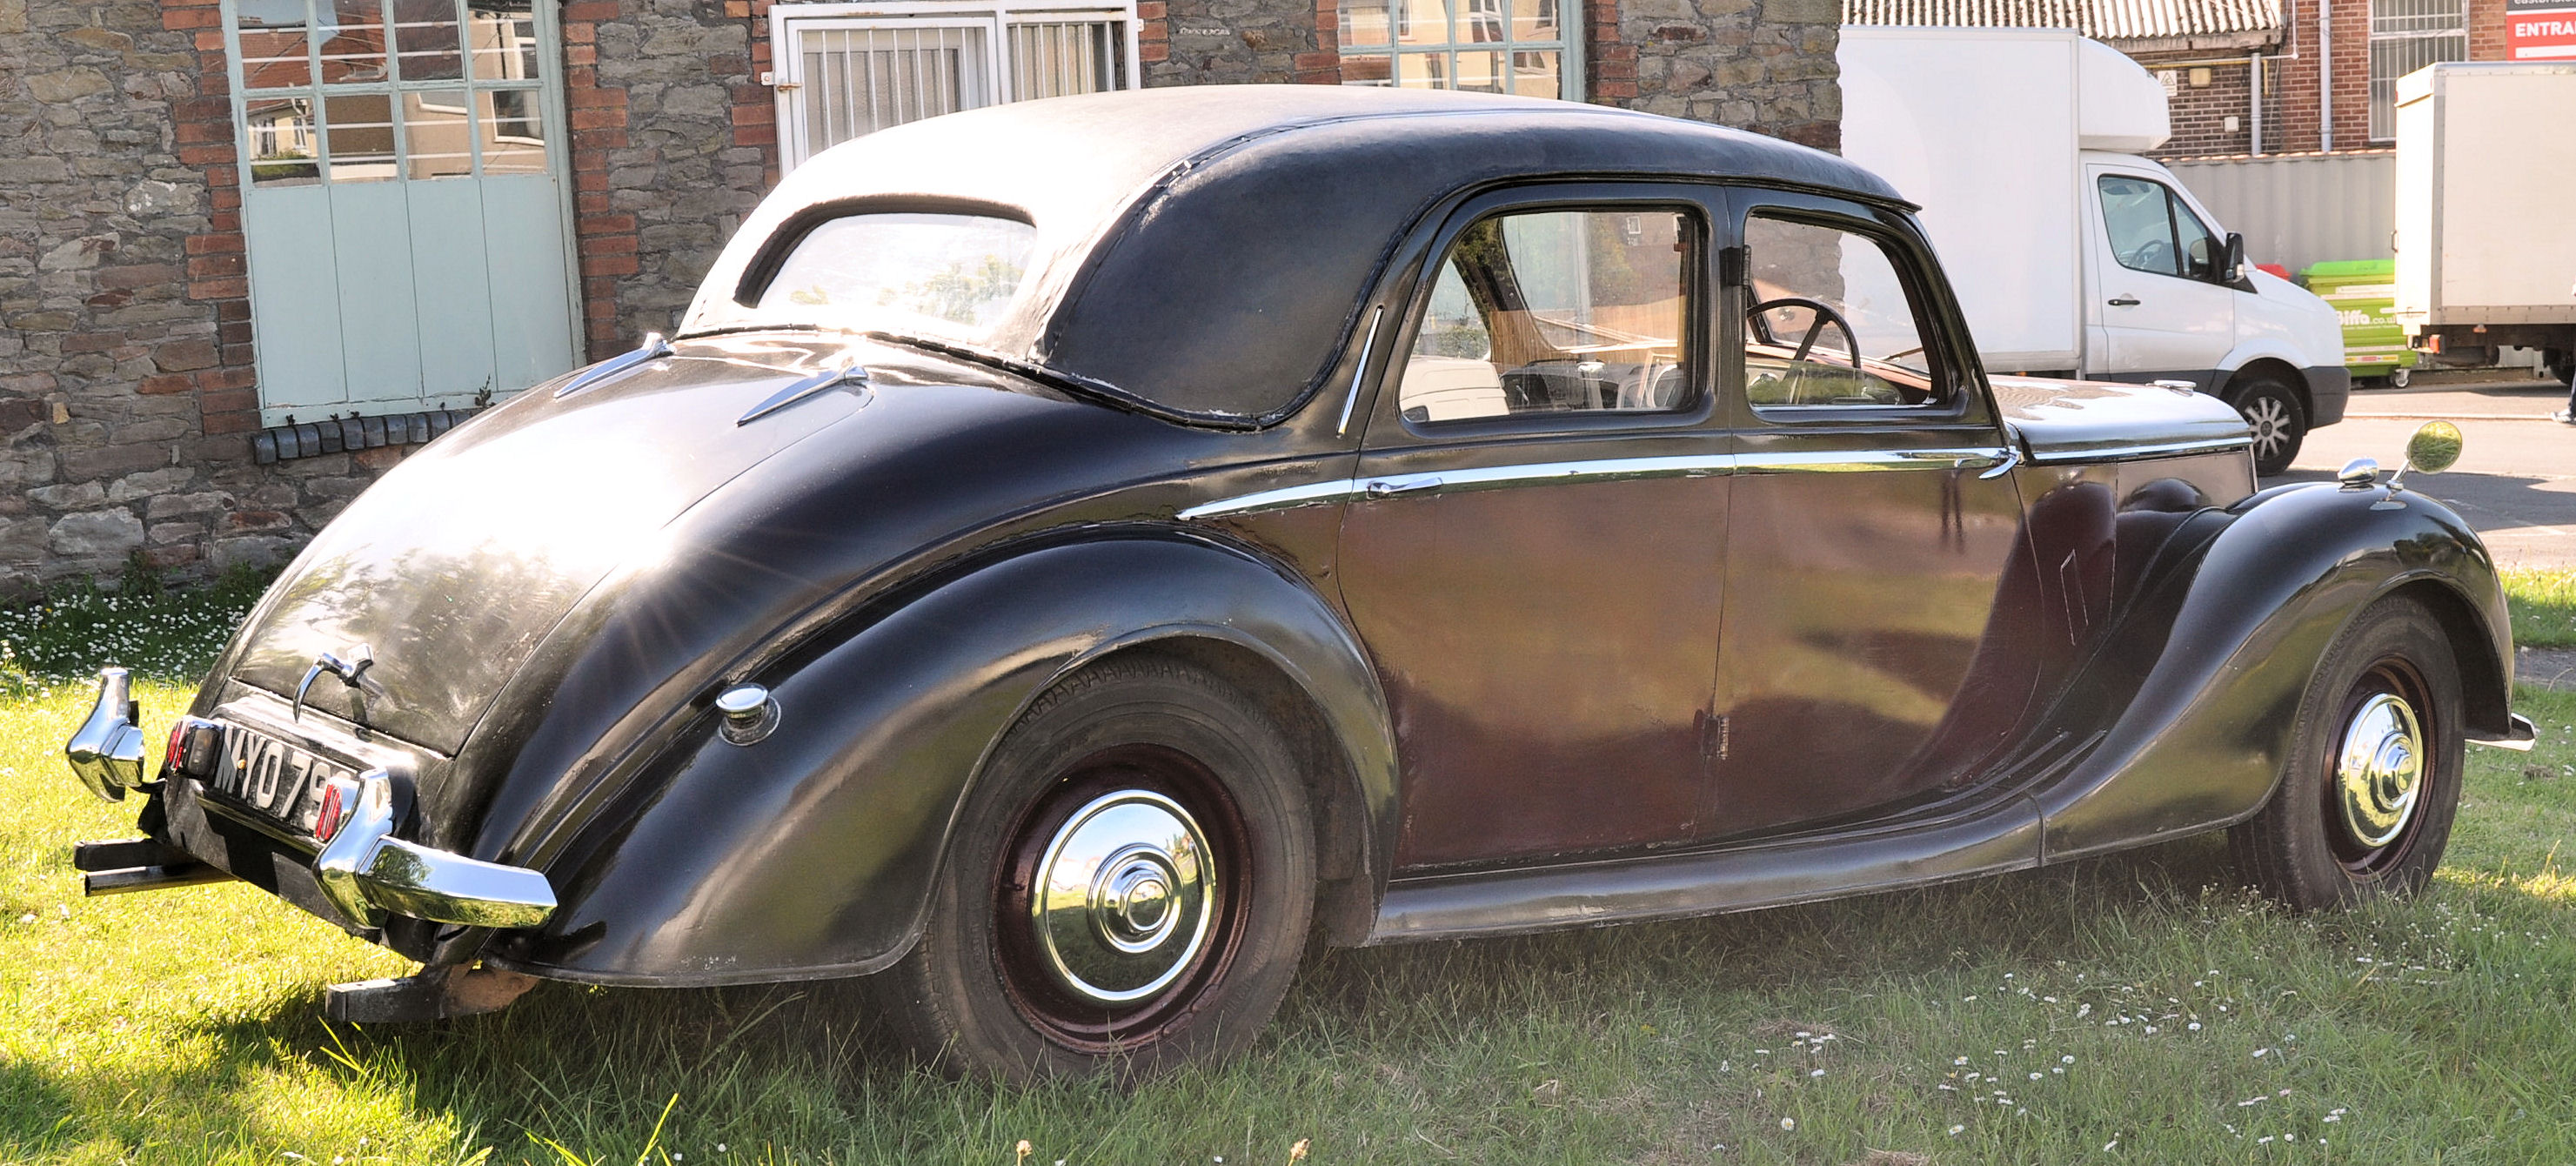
[64,86,2536,1079]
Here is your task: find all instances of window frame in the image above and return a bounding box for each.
[2095,174,2231,286]
[2368,0,2467,143]
[1724,189,1992,429]
[1334,0,1583,102]
[1382,183,1719,443]
[771,0,1143,173]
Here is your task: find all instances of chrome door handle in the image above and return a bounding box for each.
[1362,475,1442,499]
[2107,295,2141,306]
[1976,446,2022,479]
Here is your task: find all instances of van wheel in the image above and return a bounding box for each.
[863,657,1315,1081]
[2388,367,2412,389]
[2228,596,2463,910]
[2228,372,2306,476]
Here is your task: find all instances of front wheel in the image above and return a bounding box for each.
[2229,596,2464,910]
[2229,372,2308,476]
[864,657,1315,1080]
[2388,366,2412,389]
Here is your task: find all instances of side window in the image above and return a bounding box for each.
[2170,193,2221,281]
[1741,216,1942,409]
[1399,208,1694,423]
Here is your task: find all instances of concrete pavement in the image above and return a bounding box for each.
[2276,378,2576,570]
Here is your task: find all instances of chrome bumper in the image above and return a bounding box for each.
[2466,712,2539,753]
[314,769,559,929]
[64,667,556,930]
[64,667,149,800]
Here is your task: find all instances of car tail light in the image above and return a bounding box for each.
[314,773,361,843]
[162,717,221,781]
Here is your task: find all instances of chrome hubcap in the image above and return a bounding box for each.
[1029,789,1215,1005]
[2335,692,2424,849]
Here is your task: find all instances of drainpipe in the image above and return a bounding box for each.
[2318,0,2334,151]
[2251,51,2265,154]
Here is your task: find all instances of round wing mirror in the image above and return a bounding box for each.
[2405,420,2464,476]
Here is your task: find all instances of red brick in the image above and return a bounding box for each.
[218,343,253,367]
[140,373,197,395]
[172,96,228,122]
[201,410,259,435]
[189,277,249,299]
[562,0,620,19]
[1141,42,1168,62]
[579,213,636,234]
[199,387,257,414]
[186,254,245,279]
[185,233,244,255]
[217,299,251,322]
[1139,1,1165,16]
[724,0,751,16]
[732,124,775,147]
[1294,51,1339,70]
[569,86,628,108]
[583,253,639,277]
[175,120,231,145]
[588,233,638,255]
[576,191,608,213]
[161,7,220,30]
[218,321,251,345]
[199,366,256,391]
[565,44,597,65]
[572,128,628,151]
[569,106,627,131]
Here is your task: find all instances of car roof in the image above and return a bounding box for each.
[685,86,1907,426]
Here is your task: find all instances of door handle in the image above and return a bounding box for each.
[1975,446,2022,479]
[2107,295,2141,306]
[1363,475,1442,499]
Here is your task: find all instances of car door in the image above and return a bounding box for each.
[1337,185,1730,868]
[2088,165,2238,386]
[1714,191,2037,837]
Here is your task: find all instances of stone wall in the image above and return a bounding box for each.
[1591,0,1842,151]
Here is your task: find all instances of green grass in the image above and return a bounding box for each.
[2506,569,2576,649]
[5,600,2576,1163]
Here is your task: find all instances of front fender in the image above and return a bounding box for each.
[490,533,1395,985]
[2032,480,2510,862]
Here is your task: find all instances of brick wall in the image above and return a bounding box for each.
[1589,0,1842,150]
[2261,0,2519,154]
[2137,52,2261,157]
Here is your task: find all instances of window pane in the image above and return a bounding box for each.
[318,0,390,84]
[1396,0,1453,46]
[2168,189,2221,281]
[1743,217,1938,408]
[324,92,398,182]
[1399,208,1693,422]
[2098,175,2179,276]
[1459,0,1504,43]
[478,89,546,173]
[405,89,473,178]
[754,212,1035,338]
[1339,0,1394,47]
[467,0,539,82]
[1396,50,1448,88]
[1009,20,1122,100]
[1511,0,1556,40]
[1509,49,1558,97]
[2366,0,2465,142]
[248,96,322,186]
[1455,49,1505,91]
[801,24,990,154]
[240,0,312,89]
[391,0,464,80]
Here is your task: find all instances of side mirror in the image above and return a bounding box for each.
[2387,419,2464,490]
[2223,232,2246,283]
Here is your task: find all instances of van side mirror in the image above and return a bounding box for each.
[2223,232,2246,282]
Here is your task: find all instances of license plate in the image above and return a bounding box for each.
[204,723,358,839]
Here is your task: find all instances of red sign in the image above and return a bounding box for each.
[2510,0,2576,59]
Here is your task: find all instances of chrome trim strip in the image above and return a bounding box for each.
[1175,478,1362,521]
[1338,305,1383,438]
[2024,435,2254,464]
[1372,453,1737,496]
[737,361,871,426]
[1734,447,2006,475]
[554,332,673,399]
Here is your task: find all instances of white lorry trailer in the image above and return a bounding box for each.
[1839,26,2350,474]
[2393,61,2576,389]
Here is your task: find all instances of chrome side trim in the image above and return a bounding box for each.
[737,361,871,426]
[554,332,673,399]
[1735,447,2007,475]
[64,667,147,801]
[315,770,559,930]
[1176,478,1362,521]
[1337,305,1383,438]
[2024,435,2254,465]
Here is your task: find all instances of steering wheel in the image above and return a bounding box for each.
[1748,297,1859,365]
[2130,238,2173,274]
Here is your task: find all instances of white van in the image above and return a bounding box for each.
[1840,26,2349,474]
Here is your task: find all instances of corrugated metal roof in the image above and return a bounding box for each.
[1843,0,2282,41]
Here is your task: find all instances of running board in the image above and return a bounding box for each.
[1364,794,2043,944]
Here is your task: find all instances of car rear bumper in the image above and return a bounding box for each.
[61,667,557,934]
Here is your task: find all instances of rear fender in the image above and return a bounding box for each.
[2031,481,2510,861]
[492,533,1395,985]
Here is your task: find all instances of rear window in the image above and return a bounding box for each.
[753,212,1036,340]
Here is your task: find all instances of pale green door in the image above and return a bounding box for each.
[228,0,579,425]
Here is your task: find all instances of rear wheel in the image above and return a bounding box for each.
[2388,366,2412,389]
[2228,372,2308,476]
[865,657,1315,1080]
[2229,596,2463,910]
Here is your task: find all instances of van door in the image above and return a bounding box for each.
[2085,165,2237,388]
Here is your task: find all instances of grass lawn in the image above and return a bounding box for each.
[2505,569,2576,649]
[2,580,2573,1164]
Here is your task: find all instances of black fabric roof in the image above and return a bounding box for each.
[686,86,1904,425]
